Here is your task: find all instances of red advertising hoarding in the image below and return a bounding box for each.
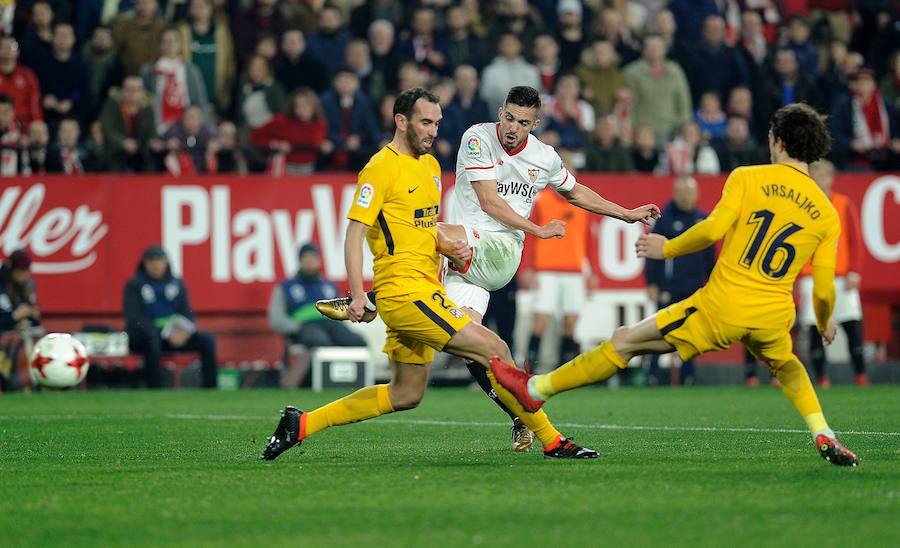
[1,173,898,314]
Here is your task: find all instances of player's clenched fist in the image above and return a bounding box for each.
[537,219,566,239]
[635,232,668,259]
[347,294,369,323]
[439,238,473,269]
[625,204,661,225]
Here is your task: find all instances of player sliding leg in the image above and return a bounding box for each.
[493,103,860,466]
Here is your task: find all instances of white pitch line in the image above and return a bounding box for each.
[163,414,900,437]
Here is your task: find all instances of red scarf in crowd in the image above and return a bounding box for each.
[853,88,890,150]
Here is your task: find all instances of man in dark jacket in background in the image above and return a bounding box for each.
[123,245,217,388]
[644,176,716,385]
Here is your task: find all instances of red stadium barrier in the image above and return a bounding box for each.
[1,173,898,315]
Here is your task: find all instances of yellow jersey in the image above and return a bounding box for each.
[347,144,443,298]
[665,164,840,329]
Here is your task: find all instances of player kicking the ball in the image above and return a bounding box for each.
[317,86,659,455]
[263,88,599,461]
[490,103,860,466]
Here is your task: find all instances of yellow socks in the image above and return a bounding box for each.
[775,357,835,438]
[301,384,394,440]
[533,341,628,400]
[485,369,562,448]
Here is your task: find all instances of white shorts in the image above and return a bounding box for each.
[534,271,586,316]
[797,275,863,326]
[444,228,523,316]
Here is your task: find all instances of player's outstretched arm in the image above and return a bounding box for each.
[558,183,660,225]
[471,179,566,239]
[344,219,370,322]
[638,201,740,260]
[812,265,838,345]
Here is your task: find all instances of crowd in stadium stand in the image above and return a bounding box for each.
[0,0,898,177]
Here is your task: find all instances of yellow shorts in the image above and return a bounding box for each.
[656,294,795,366]
[379,287,471,365]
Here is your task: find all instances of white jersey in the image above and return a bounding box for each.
[452,122,576,242]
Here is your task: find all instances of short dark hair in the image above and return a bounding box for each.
[768,103,831,164]
[393,87,440,119]
[504,86,541,110]
[0,94,12,106]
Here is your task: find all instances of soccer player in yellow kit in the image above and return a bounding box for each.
[262,88,598,460]
[491,103,860,466]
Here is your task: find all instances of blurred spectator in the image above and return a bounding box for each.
[654,8,692,76]
[584,114,633,172]
[556,0,587,70]
[99,76,159,172]
[820,42,861,110]
[46,118,98,174]
[83,25,122,120]
[544,72,594,159]
[425,77,455,167]
[784,15,818,79]
[281,0,323,37]
[349,0,406,39]
[253,32,279,63]
[688,15,749,105]
[84,120,108,172]
[345,39,376,99]
[238,55,285,137]
[480,33,540,111]
[306,5,352,78]
[798,160,868,387]
[533,33,561,94]
[577,40,622,116]
[207,120,247,174]
[737,10,770,99]
[376,92,396,145]
[445,4,489,71]
[879,51,900,112]
[268,243,366,387]
[726,85,763,143]
[523,183,591,372]
[489,0,543,56]
[141,27,210,134]
[760,48,820,128]
[320,68,380,170]
[31,23,89,131]
[397,60,427,92]
[231,0,288,68]
[178,0,237,115]
[275,29,328,95]
[395,7,449,77]
[123,245,218,389]
[623,34,692,139]
[667,0,722,46]
[0,95,23,176]
[251,88,332,175]
[0,249,40,391]
[631,124,662,173]
[111,0,166,76]
[442,65,490,150]
[161,105,218,174]
[666,120,720,175]
[644,176,715,385]
[0,37,43,126]
[831,68,899,170]
[21,120,50,175]
[712,116,760,170]
[366,19,399,104]
[693,91,727,140]
[595,7,639,68]
[0,249,40,330]
[20,1,54,68]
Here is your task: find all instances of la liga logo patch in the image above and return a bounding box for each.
[449,308,464,319]
[357,183,374,208]
[465,136,481,158]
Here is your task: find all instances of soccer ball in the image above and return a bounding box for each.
[30,333,89,388]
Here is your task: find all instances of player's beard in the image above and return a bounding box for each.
[405,125,433,156]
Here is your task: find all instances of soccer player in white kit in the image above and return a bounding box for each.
[438,86,661,444]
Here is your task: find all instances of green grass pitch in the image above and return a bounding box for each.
[2,385,899,547]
